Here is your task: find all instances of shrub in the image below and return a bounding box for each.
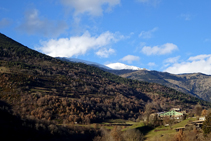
[202,113,211,136]
[123,129,144,141]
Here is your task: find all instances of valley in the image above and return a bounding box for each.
[0,33,211,140]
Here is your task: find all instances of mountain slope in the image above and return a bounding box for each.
[0,33,210,126]
[56,57,140,75]
[119,70,211,102]
[55,56,211,102]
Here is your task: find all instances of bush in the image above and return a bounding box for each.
[123,129,144,141]
[93,127,144,141]
[202,113,211,136]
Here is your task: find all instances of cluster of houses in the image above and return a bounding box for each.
[150,108,185,120]
[157,108,184,119]
[149,108,206,132]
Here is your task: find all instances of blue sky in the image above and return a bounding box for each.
[1,0,211,74]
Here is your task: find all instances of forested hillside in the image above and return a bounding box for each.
[59,57,211,102]
[0,33,210,140]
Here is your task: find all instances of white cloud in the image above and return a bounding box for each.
[139,27,158,39]
[164,54,211,75]
[120,55,140,64]
[164,56,180,63]
[39,31,121,57]
[137,0,161,6]
[163,56,180,69]
[188,54,211,61]
[106,62,143,70]
[96,48,115,58]
[0,18,11,28]
[60,0,120,16]
[17,9,68,37]
[148,62,156,67]
[141,43,178,55]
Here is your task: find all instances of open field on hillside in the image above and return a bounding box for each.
[59,119,138,130]
[137,117,196,141]
[57,117,198,140]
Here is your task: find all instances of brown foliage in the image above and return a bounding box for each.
[194,103,202,116]
[201,109,207,116]
[93,127,144,141]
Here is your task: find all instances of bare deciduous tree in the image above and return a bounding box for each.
[194,103,202,116]
[144,101,153,123]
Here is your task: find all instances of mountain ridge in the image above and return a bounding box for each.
[56,57,112,70]
[118,69,211,102]
[56,56,211,102]
[57,57,145,71]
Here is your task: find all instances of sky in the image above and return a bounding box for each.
[0,0,211,74]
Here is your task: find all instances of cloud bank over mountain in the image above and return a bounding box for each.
[106,62,144,70]
[164,54,211,75]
